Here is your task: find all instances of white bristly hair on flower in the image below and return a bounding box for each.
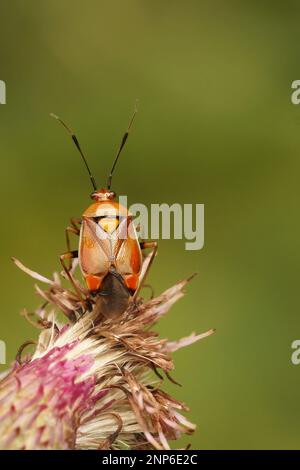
[0,255,214,450]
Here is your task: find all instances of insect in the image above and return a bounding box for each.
[51,109,157,317]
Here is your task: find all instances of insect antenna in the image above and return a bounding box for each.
[107,104,138,190]
[50,113,97,191]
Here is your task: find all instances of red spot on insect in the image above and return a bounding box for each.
[130,240,142,274]
[85,274,102,292]
[125,274,139,292]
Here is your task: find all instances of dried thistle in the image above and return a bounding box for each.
[0,255,214,450]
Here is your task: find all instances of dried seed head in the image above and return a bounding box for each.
[0,257,214,450]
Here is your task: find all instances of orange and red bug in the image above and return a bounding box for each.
[51,109,157,316]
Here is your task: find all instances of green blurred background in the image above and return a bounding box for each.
[1,0,300,449]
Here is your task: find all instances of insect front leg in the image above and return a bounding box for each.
[133,241,158,299]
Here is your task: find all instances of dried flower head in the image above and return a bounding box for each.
[0,255,214,450]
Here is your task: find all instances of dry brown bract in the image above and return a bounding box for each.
[0,256,214,450]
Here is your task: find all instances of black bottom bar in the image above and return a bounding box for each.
[0,450,300,466]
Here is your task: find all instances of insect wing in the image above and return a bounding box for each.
[115,218,142,275]
[79,218,111,275]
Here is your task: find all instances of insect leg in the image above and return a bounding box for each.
[60,250,87,307]
[133,241,158,299]
[65,218,81,269]
[139,283,154,299]
[70,217,82,230]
